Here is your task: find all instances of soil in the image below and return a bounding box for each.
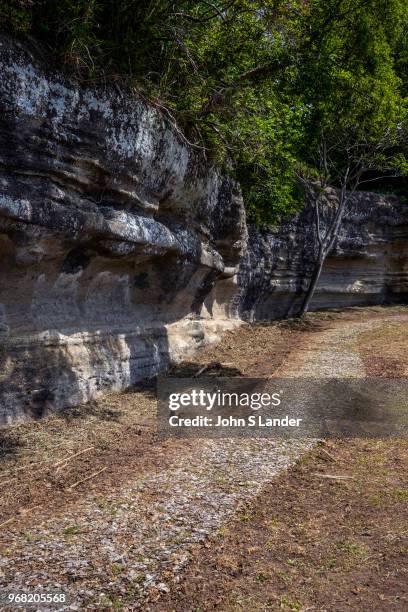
[157,437,408,611]
[0,305,407,610]
[0,317,308,529]
[155,307,408,611]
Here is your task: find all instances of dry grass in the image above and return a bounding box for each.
[1,304,408,611]
[156,438,408,611]
[0,390,157,530]
[356,318,408,377]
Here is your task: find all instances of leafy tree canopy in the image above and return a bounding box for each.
[1,0,407,224]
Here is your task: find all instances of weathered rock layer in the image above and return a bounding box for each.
[239,190,408,321]
[0,35,407,423]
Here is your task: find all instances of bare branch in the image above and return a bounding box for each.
[357,174,401,186]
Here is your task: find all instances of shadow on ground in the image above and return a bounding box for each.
[56,402,123,423]
[167,360,243,378]
[0,430,24,461]
[128,360,244,401]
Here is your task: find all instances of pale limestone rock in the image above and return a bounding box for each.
[0,35,407,423]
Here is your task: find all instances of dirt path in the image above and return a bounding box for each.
[0,306,407,610]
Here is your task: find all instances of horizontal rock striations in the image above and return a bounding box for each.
[0,35,407,423]
[239,189,408,321]
[0,35,245,423]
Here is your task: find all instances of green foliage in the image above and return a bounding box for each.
[0,0,31,32]
[296,0,408,186]
[0,1,407,224]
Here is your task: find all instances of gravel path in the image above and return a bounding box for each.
[275,318,378,378]
[1,311,407,610]
[0,439,311,610]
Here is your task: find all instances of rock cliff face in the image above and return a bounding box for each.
[239,190,408,321]
[0,35,245,423]
[0,35,407,423]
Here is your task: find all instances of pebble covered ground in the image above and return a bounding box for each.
[0,438,311,609]
[1,307,407,610]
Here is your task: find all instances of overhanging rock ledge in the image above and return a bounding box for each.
[0,35,407,423]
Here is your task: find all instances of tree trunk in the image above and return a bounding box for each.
[298,247,326,317]
[296,167,359,318]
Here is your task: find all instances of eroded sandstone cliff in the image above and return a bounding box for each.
[0,35,407,423]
